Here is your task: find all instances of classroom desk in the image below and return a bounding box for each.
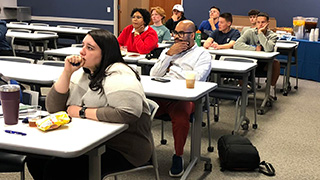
[206,48,279,114]
[6,31,58,55]
[0,61,63,85]
[7,24,89,43]
[211,60,257,132]
[0,116,128,180]
[140,76,217,180]
[275,41,299,95]
[44,47,146,63]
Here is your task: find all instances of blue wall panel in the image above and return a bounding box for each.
[184,0,320,28]
[18,0,114,20]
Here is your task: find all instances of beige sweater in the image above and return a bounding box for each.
[46,63,152,167]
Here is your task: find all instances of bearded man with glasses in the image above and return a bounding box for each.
[150,20,211,177]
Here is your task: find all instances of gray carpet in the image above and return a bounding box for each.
[1,76,319,180]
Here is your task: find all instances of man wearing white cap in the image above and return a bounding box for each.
[165,4,186,33]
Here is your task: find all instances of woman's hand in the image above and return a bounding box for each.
[134,25,145,36]
[64,55,85,74]
[66,105,81,118]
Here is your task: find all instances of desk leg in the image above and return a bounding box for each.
[181,97,211,180]
[235,73,249,133]
[87,145,106,180]
[283,49,293,96]
[258,59,273,114]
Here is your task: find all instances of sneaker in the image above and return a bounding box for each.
[169,154,184,177]
[270,86,276,99]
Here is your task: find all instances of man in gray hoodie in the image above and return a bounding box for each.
[234,12,279,98]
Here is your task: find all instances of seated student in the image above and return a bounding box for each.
[234,12,280,97]
[150,6,171,43]
[198,6,220,39]
[203,13,240,50]
[26,29,153,179]
[150,20,211,178]
[0,20,13,56]
[165,4,186,33]
[241,9,260,35]
[118,8,158,54]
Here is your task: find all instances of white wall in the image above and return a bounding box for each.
[0,0,17,19]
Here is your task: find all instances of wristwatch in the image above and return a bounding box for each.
[79,107,87,118]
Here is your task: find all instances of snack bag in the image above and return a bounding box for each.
[36,111,71,131]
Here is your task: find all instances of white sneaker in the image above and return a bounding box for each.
[270,86,276,98]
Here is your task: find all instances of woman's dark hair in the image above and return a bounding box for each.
[83,29,140,94]
[131,8,151,26]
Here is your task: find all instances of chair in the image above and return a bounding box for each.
[30,23,49,27]
[57,25,78,29]
[7,29,33,52]
[5,36,16,56]
[276,40,299,95]
[156,94,214,152]
[209,56,258,133]
[79,26,100,30]
[34,31,58,50]
[57,25,79,47]
[0,152,26,180]
[0,56,35,64]
[37,60,65,67]
[9,22,28,25]
[103,99,160,180]
[71,44,83,48]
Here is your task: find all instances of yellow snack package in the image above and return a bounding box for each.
[36,111,71,131]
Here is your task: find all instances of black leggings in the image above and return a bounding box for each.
[26,147,135,180]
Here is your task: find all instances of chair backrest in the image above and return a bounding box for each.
[79,27,100,30]
[146,99,159,122]
[219,56,257,64]
[8,29,31,33]
[0,56,34,64]
[38,60,65,67]
[30,23,49,27]
[57,25,78,29]
[9,22,28,25]
[34,31,57,35]
[71,44,83,48]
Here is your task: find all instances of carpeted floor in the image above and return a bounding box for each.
[1,76,319,180]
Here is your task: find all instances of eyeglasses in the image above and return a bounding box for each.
[131,16,143,19]
[172,30,193,38]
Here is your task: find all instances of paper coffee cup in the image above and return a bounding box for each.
[185,71,196,89]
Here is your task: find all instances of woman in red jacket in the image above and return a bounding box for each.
[118,8,158,54]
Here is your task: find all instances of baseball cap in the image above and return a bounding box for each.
[172,4,184,12]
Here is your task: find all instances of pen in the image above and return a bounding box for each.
[4,130,27,136]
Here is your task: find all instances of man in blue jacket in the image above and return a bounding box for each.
[0,20,13,56]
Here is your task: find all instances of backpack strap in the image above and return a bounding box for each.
[259,161,275,176]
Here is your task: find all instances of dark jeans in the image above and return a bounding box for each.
[26,147,135,180]
[0,49,13,56]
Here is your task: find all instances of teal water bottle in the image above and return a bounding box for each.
[195,30,201,47]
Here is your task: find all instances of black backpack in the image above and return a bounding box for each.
[218,134,275,176]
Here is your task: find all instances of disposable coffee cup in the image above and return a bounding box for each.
[185,71,197,89]
[27,105,42,127]
[0,84,20,125]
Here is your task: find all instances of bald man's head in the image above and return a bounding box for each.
[174,20,196,48]
[176,20,196,32]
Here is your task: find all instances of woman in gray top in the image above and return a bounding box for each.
[26,29,152,180]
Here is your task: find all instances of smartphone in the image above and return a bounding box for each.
[151,77,171,83]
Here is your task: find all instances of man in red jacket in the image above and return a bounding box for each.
[118,8,158,54]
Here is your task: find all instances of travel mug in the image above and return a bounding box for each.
[0,84,20,125]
